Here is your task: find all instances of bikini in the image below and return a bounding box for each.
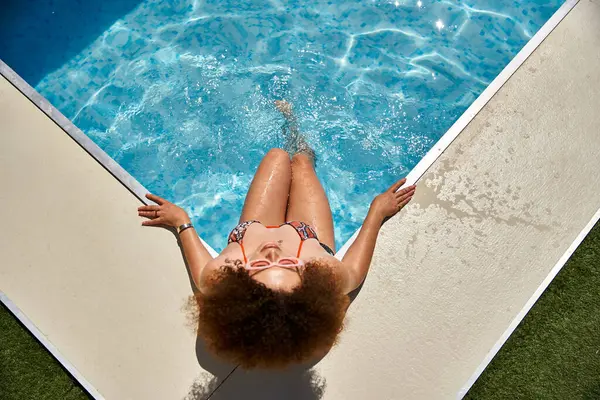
[228,220,335,263]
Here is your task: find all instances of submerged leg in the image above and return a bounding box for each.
[275,100,316,164]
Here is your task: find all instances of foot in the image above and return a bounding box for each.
[275,100,294,120]
[275,100,317,165]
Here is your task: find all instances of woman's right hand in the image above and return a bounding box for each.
[137,193,191,227]
[370,178,416,220]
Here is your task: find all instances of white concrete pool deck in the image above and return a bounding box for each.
[1,0,600,398]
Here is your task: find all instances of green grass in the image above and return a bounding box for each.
[1,224,598,400]
[0,304,90,400]
[466,221,600,399]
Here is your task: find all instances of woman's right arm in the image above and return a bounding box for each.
[341,179,415,293]
[176,224,215,289]
[138,193,214,288]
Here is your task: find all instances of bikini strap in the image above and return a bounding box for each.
[230,220,318,261]
[228,220,261,264]
[240,241,248,264]
[296,240,304,258]
[284,221,320,258]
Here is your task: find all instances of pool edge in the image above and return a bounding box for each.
[0,291,105,400]
[450,0,585,397]
[0,1,582,397]
[0,60,219,258]
[0,55,218,400]
[335,0,580,260]
[457,207,600,399]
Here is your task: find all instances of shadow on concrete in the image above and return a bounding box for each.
[184,373,221,400]
[137,226,236,399]
[0,0,144,86]
[160,223,365,399]
[193,335,237,379]
[207,366,327,400]
[169,226,333,399]
[168,228,238,378]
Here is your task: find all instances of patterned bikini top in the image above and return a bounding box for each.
[227,220,334,263]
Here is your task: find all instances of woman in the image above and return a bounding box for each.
[137,101,416,368]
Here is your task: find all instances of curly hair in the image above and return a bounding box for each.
[186,259,349,369]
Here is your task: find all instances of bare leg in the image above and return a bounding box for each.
[275,100,316,163]
[287,154,335,250]
[239,148,291,225]
[275,101,334,249]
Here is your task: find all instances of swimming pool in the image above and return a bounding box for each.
[1,0,563,251]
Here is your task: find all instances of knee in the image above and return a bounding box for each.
[266,148,290,164]
[291,153,313,169]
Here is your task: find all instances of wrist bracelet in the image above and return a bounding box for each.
[177,223,194,234]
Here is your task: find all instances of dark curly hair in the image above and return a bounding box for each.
[186,259,349,369]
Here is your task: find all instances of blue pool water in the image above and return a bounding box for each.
[3,0,563,251]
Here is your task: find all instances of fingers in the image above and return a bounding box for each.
[142,217,164,226]
[138,210,159,218]
[395,184,416,197]
[139,208,164,226]
[398,197,412,209]
[396,186,416,210]
[145,193,165,205]
[139,195,167,226]
[137,205,160,212]
[388,178,407,193]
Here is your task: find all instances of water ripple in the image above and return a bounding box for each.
[36,0,564,251]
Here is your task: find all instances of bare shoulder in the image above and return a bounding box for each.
[317,255,358,295]
[195,255,226,293]
[339,263,362,295]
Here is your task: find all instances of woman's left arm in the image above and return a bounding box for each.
[340,179,415,293]
[138,193,213,288]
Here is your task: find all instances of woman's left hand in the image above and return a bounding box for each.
[370,178,416,220]
[137,193,191,227]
